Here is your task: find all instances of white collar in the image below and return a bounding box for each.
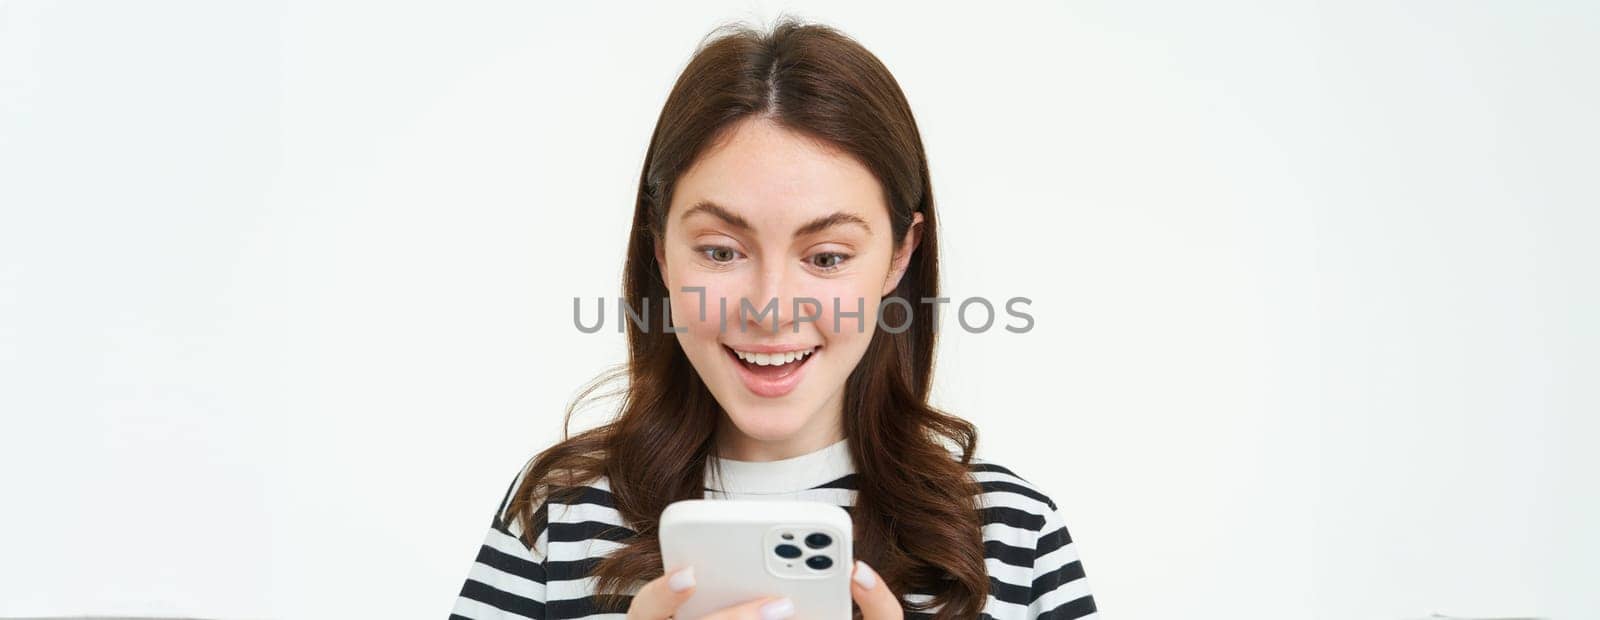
[705,438,854,497]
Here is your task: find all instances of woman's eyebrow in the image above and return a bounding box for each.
[681,200,752,231]
[794,212,871,237]
[681,200,870,237]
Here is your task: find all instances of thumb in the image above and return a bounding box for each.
[850,561,902,620]
[625,565,697,620]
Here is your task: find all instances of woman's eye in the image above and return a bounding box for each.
[809,252,850,270]
[699,246,739,263]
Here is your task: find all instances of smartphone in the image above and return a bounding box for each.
[659,499,854,619]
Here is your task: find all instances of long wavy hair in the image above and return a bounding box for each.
[506,17,989,619]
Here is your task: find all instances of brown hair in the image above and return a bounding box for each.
[506,16,988,619]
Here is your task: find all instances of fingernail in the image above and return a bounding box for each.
[853,560,878,589]
[759,597,795,620]
[668,566,695,592]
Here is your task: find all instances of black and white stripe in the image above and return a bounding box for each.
[451,460,1097,619]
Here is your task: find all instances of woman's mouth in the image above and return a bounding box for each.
[722,344,819,398]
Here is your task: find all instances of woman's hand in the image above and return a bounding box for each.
[627,562,899,619]
[850,561,903,619]
[625,566,797,620]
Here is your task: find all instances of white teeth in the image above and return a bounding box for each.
[733,347,816,366]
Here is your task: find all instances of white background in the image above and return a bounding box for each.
[2,1,1595,618]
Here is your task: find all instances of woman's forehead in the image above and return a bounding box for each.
[671,119,887,230]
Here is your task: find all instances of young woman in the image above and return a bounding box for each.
[451,18,1097,620]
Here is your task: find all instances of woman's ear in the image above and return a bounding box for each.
[881,211,925,297]
[655,239,668,286]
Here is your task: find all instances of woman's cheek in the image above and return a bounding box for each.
[667,277,741,337]
[809,281,876,343]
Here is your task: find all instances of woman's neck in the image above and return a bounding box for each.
[714,407,846,462]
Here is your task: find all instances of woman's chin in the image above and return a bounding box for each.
[723,410,809,443]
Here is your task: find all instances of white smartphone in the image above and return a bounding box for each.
[659,499,854,619]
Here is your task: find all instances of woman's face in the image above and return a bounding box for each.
[658,117,920,458]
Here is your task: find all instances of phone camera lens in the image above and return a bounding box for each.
[775,544,803,559]
[805,555,833,570]
[804,533,832,549]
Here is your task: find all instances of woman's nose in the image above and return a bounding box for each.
[740,265,808,334]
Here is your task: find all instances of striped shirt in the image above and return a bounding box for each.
[451,439,1097,619]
